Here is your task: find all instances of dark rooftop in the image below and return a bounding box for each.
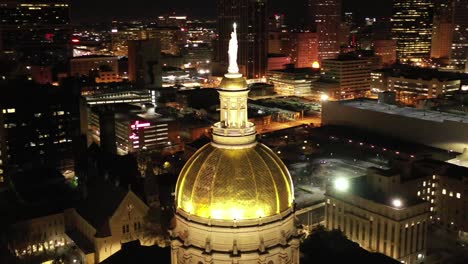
[268,67,320,75]
[375,64,468,82]
[347,176,425,208]
[75,179,128,237]
[70,55,117,59]
[100,240,170,264]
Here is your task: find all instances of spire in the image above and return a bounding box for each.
[211,23,257,148]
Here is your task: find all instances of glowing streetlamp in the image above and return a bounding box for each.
[392,198,403,208]
[334,177,349,192]
[320,94,329,102]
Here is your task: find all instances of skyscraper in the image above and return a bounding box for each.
[450,0,468,71]
[431,0,454,60]
[0,0,71,65]
[216,0,268,79]
[282,32,319,68]
[391,0,434,62]
[128,39,162,89]
[309,0,342,62]
[0,79,81,185]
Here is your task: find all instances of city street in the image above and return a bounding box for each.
[426,225,468,264]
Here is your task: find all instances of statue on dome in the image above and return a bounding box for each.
[228,23,239,74]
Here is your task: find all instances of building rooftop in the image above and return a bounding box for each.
[268,67,320,75]
[340,99,468,124]
[367,166,399,177]
[100,240,171,264]
[70,55,117,60]
[374,65,468,82]
[323,53,368,62]
[347,176,425,209]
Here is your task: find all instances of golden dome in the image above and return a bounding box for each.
[175,143,294,220]
[219,75,248,91]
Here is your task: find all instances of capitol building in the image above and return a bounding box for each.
[169,24,301,264]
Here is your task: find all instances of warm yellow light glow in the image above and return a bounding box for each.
[181,202,273,220]
[230,208,245,220]
[312,61,320,69]
[392,199,403,208]
[256,208,265,218]
[320,94,329,101]
[185,202,194,214]
[334,177,349,192]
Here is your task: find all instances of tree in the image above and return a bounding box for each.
[141,206,174,247]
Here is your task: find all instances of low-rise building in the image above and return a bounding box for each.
[322,99,468,153]
[9,213,70,259]
[70,55,122,83]
[371,66,462,103]
[88,105,180,154]
[65,184,149,263]
[267,67,320,96]
[321,55,371,98]
[326,169,430,264]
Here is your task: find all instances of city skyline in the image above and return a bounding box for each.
[70,0,392,22]
[1,0,468,263]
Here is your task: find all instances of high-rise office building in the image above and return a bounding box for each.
[128,39,162,89]
[0,0,71,65]
[450,0,468,71]
[216,0,268,79]
[0,80,81,184]
[282,32,319,68]
[373,40,397,66]
[431,0,454,59]
[391,0,434,62]
[321,55,371,98]
[309,0,342,62]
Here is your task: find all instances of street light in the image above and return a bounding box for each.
[334,178,349,192]
[392,198,403,208]
[320,94,329,102]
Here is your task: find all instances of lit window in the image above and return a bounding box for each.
[432,175,436,180]
[417,191,420,196]
[442,189,446,195]
[456,193,461,199]
[430,207,433,211]
[449,192,453,197]
[423,181,426,187]
[7,108,15,113]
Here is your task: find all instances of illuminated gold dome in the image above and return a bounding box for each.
[175,143,294,220]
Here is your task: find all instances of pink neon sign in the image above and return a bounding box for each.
[131,120,151,129]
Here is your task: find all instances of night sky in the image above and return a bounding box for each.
[71,0,393,23]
